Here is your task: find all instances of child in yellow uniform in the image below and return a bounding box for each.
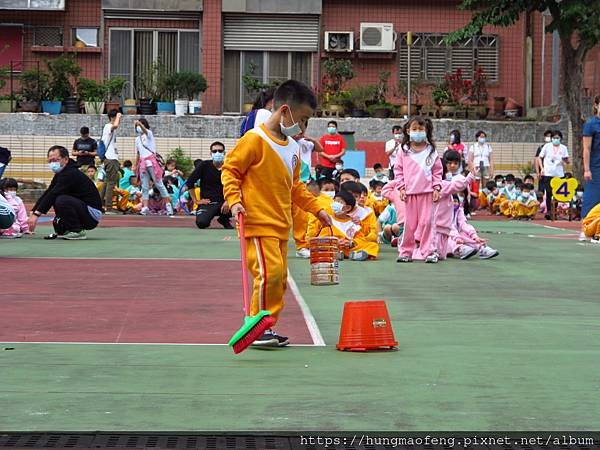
[317,178,337,209]
[478,180,495,210]
[581,202,600,242]
[222,80,330,347]
[307,190,379,260]
[511,182,539,219]
[367,180,388,217]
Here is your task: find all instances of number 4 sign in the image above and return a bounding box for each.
[550,177,579,202]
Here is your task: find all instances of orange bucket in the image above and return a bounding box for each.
[309,235,339,285]
[336,300,398,351]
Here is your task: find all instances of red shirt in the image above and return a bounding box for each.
[319,134,346,168]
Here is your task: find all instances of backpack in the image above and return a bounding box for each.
[239,109,258,137]
[97,129,115,160]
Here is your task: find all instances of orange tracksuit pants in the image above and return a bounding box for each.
[244,237,288,323]
[292,204,309,250]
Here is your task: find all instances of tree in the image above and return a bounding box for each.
[447,0,600,182]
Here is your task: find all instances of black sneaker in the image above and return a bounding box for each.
[251,329,289,347]
[218,216,234,229]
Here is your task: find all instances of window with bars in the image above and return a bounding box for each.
[0,0,64,9]
[223,50,313,113]
[33,26,63,46]
[399,33,499,82]
[109,29,200,97]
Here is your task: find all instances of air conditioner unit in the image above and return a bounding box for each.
[360,23,396,51]
[324,31,354,52]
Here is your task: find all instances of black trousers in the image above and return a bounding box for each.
[195,201,232,229]
[540,176,554,217]
[53,195,99,234]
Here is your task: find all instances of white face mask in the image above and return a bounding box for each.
[323,190,335,198]
[394,133,402,140]
[280,107,301,137]
[577,191,583,198]
[332,201,345,215]
[4,190,16,198]
[335,164,343,171]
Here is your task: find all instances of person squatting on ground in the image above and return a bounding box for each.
[394,116,443,263]
[0,178,29,238]
[222,80,331,347]
[183,141,232,229]
[133,119,173,216]
[28,146,102,240]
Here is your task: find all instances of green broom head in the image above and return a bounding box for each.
[228,310,275,352]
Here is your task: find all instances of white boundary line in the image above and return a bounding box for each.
[287,270,326,347]
[0,342,317,347]
[6,256,240,261]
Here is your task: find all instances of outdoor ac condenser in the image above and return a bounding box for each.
[359,23,396,51]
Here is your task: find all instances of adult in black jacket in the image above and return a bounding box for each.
[28,146,103,240]
[183,141,232,229]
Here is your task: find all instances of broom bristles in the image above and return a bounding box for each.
[231,315,276,354]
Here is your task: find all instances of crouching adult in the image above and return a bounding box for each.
[28,146,103,240]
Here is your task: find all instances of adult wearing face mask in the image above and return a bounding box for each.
[385,125,403,180]
[318,120,346,179]
[183,141,232,229]
[100,110,121,214]
[535,130,553,191]
[581,95,600,228]
[28,146,102,240]
[133,119,173,216]
[538,129,570,220]
[467,130,494,186]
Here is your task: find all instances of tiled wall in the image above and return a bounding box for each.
[201,0,222,114]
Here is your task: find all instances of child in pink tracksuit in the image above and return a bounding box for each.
[0,178,29,238]
[394,117,443,263]
[435,150,475,259]
[448,195,499,259]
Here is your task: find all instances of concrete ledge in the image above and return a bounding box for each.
[0,113,567,143]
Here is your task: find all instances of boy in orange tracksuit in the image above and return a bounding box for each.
[222,80,331,348]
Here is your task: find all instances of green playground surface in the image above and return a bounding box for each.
[0,219,598,431]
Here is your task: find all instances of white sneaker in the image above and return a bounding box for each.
[140,207,149,216]
[425,253,439,263]
[478,245,499,259]
[578,232,588,242]
[165,202,174,216]
[458,245,478,260]
[348,250,369,261]
[591,237,600,245]
[295,248,310,258]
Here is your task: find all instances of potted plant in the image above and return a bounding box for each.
[105,76,126,114]
[44,54,81,114]
[242,61,268,113]
[0,68,16,113]
[18,69,47,112]
[467,67,489,119]
[136,67,157,115]
[347,84,377,117]
[368,71,393,118]
[77,78,106,114]
[154,62,176,115]
[396,78,424,116]
[321,58,354,116]
[172,71,208,116]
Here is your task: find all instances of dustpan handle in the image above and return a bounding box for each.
[238,213,251,316]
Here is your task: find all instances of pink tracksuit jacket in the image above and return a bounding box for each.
[435,173,474,259]
[393,144,443,259]
[0,192,29,236]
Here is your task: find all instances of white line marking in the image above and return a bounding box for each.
[287,270,326,347]
[5,256,240,261]
[0,342,317,347]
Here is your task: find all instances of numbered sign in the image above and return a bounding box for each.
[550,177,578,202]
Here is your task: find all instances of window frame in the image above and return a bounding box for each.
[72,27,99,47]
[108,27,201,97]
[224,50,313,114]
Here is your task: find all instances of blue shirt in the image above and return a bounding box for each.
[583,116,600,172]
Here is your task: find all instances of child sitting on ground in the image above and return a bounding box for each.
[0,178,29,238]
[581,202,600,243]
[370,163,389,184]
[316,177,337,208]
[479,180,496,210]
[512,182,539,220]
[571,187,584,221]
[147,186,167,215]
[307,189,378,261]
[377,202,402,246]
[448,194,499,259]
[367,180,388,217]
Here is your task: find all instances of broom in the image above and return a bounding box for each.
[228,212,276,354]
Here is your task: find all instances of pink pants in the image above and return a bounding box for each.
[400,193,436,258]
[436,233,450,260]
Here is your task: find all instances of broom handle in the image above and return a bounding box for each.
[238,213,251,316]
